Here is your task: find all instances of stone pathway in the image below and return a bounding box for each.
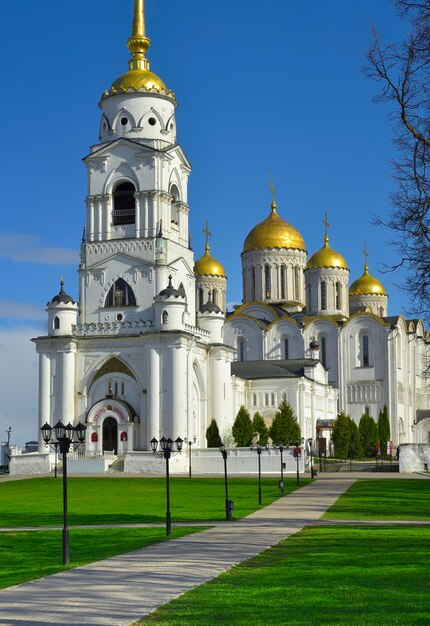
[0,476,356,626]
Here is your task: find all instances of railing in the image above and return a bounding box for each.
[67,451,116,461]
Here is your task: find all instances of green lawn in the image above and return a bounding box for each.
[0,477,309,527]
[138,526,430,625]
[322,479,430,520]
[0,527,203,590]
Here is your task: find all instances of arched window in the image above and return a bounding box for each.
[212,289,218,305]
[170,184,180,225]
[362,335,369,366]
[335,282,341,310]
[251,267,256,300]
[284,338,289,359]
[321,282,327,311]
[321,337,327,367]
[280,265,286,300]
[238,338,245,362]
[198,288,204,311]
[162,311,169,324]
[113,182,136,225]
[265,265,271,299]
[105,278,136,307]
[54,316,60,330]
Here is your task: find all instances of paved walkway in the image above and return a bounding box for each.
[0,476,357,626]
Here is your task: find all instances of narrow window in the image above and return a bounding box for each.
[280,266,286,299]
[271,393,276,406]
[251,267,256,300]
[253,393,257,407]
[105,278,136,307]
[362,335,369,366]
[265,393,269,406]
[162,311,169,324]
[212,289,218,305]
[198,288,204,311]
[265,265,271,299]
[238,338,245,362]
[294,266,300,300]
[306,283,312,312]
[321,282,327,311]
[284,338,289,359]
[335,282,341,310]
[54,316,60,330]
[113,182,136,225]
[321,337,327,367]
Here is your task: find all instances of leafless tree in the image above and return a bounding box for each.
[365,0,430,319]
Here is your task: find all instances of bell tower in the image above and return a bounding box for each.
[79,0,194,328]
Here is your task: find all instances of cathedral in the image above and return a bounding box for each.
[33,0,430,463]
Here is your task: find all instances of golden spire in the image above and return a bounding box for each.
[127,0,151,71]
[269,172,277,213]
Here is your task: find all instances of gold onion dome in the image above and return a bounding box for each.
[194,245,226,277]
[103,0,175,100]
[349,264,387,296]
[306,235,348,270]
[243,200,306,253]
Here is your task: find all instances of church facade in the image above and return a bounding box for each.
[33,0,430,459]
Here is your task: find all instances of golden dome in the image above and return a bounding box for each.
[306,236,348,270]
[102,0,174,100]
[106,69,174,98]
[349,265,387,296]
[194,245,226,277]
[243,201,306,253]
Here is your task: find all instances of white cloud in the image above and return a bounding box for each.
[0,234,77,265]
[0,325,40,447]
[0,301,46,321]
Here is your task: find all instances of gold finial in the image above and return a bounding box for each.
[269,172,277,212]
[323,210,330,244]
[127,0,151,71]
[363,242,369,272]
[203,219,212,252]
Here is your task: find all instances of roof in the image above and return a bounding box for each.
[231,359,319,380]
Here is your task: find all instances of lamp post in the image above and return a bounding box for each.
[277,443,285,494]
[294,439,301,486]
[308,438,315,478]
[150,436,183,536]
[219,444,232,520]
[40,420,87,565]
[186,435,196,478]
[250,441,265,504]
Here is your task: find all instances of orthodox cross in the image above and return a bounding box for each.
[203,219,212,250]
[363,242,369,268]
[269,172,276,205]
[323,211,330,239]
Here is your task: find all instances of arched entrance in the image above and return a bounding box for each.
[103,416,118,453]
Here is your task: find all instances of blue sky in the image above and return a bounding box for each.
[0,0,409,445]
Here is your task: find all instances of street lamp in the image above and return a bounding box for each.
[40,420,87,565]
[219,444,232,520]
[150,436,183,536]
[275,443,285,494]
[185,435,196,478]
[250,440,267,504]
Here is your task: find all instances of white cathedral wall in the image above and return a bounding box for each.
[264,321,303,360]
